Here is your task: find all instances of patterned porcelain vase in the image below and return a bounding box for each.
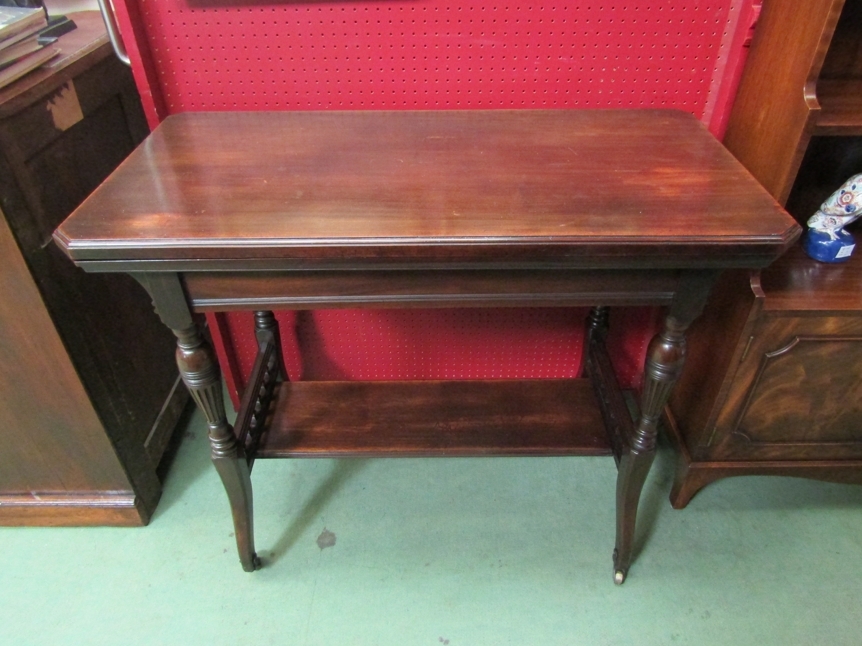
[804,173,862,263]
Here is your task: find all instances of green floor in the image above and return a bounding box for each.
[2,407,861,646]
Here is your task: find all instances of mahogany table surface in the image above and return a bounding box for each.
[54,110,801,270]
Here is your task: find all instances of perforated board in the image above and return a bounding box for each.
[127,0,742,119]
[116,0,747,405]
[209,307,659,409]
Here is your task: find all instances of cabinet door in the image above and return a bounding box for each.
[710,313,862,460]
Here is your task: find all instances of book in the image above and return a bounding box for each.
[0,34,43,69]
[0,45,58,91]
[0,20,47,53]
[0,7,46,44]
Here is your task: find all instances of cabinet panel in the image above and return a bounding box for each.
[0,212,130,492]
[713,314,862,460]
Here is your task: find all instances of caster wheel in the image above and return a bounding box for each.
[241,552,262,572]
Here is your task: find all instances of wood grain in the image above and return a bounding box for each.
[816,79,862,134]
[663,408,862,508]
[256,380,612,458]
[183,268,680,311]
[0,209,131,495]
[54,110,799,268]
[711,313,862,461]
[760,242,862,311]
[723,0,844,204]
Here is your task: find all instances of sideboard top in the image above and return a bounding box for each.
[55,109,800,269]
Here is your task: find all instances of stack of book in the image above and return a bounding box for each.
[0,6,57,91]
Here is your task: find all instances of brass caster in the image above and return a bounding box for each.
[242,552,262,572]
[614,569,626,585]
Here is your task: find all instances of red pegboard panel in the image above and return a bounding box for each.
[211,308,592,408]
[115,0,749,405]
[210,307,658,410]
[123,0,745,121]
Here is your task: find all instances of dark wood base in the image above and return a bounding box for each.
[0,381,188,527]
[664,407,862,508]
[670,458,862,509]
[0,492,147,526]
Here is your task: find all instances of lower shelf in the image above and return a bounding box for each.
[255,379,612,458]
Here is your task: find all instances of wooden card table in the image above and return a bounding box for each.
[54,110,800,583]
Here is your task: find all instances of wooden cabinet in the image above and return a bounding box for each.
[0,13,186,525]
[667,0,862,507]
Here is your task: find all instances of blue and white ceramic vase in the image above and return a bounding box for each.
[804,173,862,263]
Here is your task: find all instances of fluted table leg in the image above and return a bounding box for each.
[612,271,716,584]
[175,325,260,572]
[133,272,259,572]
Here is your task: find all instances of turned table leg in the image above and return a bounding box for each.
[175,325,259,572]
[134,273,260,572]
[612,271,716,584]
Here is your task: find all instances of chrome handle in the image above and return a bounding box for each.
[96,0,131,66]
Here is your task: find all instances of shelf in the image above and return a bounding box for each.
[815,79,862,135]
[255,379,612,458]
[761,239,862,312]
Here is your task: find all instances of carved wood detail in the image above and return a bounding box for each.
[731,335,862,448]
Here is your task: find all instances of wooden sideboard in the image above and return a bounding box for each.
[667,0,862,506]
[0,12,186,525]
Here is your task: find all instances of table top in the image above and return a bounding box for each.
[54,109,801,270]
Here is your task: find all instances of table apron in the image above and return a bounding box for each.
[181,268,681,311]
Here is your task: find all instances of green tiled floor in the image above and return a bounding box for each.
[2,407,861,645]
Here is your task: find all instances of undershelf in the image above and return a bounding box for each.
[760,239,862,312]
[255,379,612,459]
[815,79,862,135]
